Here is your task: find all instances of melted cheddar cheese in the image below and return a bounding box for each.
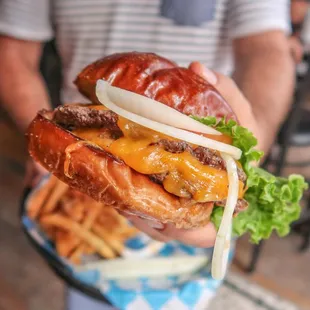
[72,107,245,202]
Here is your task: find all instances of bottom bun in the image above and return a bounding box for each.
[27,113,214,228]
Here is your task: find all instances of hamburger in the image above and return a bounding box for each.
[27,52,307,279]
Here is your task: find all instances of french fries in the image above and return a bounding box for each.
[55,230,79,257]
[26,177,138,264]
[27,176,58,219]
[41,214,117,258]
[43,180,69,213]
[69,244,87,265]
[92,223,124,254]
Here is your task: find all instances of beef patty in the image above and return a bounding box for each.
[54,105,120,132]
[53,105,248,210]
[152,140,246,182]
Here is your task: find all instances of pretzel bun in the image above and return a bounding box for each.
[74,52,236,120]
[27,52,239,228]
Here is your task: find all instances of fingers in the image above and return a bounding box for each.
[160,223,217,248]
[189,62,216,85]
[289,37,304,64]
[123,213,216,248]
[190,62,218,85]
[189,61,261,141]
[189,61,248,113]
[123,214,172,243]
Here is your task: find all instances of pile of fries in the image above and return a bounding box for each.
[27,176,138,264]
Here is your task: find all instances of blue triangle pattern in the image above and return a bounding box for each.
[158,243,174,256]
[125,236,147,249]
[178,244,197,255]
[142,290,174,310]
[105,281,137,308]
[177,281,203,307]
[140,277,150,290]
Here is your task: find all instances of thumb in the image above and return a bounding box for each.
[189,61,245,109]
[189,61,257,132]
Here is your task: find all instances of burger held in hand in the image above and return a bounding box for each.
[27,52,307,279]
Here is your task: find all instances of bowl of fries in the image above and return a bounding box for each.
[21,175,214,306]
[25,175,139,264]
[21,175,145,300]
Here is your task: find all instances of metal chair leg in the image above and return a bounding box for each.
[247,241,264,273]
[298,196,310,252]
[299,233,310,252]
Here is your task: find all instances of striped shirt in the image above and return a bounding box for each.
[0,0,290,104]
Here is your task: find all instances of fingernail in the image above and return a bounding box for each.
[143,218,164,230]
[202,67,217,85]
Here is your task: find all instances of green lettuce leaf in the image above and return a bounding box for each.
[193,116,308,243]
[192,116,263,170]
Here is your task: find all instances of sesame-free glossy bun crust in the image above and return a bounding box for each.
[75,52,237,120]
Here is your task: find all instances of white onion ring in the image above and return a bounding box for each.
[211,153,239,280]
[99,80,221,135]
[96,80,242,159]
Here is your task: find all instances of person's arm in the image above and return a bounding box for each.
[0,36,51,132]
[0,36,52,185]
[291,0,310,36]
[232,30,295,153]
[289,0,310,63]
[0,0,54,184]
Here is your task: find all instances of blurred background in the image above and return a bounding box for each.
[1,1,310,310]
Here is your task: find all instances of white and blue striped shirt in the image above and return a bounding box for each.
[0,0,290,104]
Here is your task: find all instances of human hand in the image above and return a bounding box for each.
[121,213,217,248]
[24,158,48,187]
[120,62,252,248]
[123,62,267,247]
[189,61,264,152]
[291,0,309,25]
[288,36,304,64]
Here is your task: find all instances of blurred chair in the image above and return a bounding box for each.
[247,54,310,273]
[40,40,62,108]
